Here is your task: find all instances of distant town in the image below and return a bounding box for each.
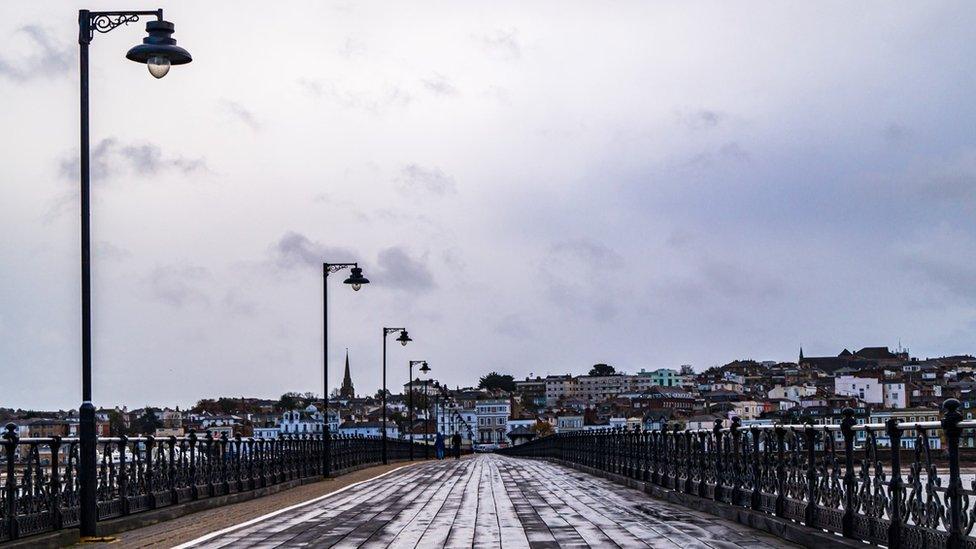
[5,345,973,449]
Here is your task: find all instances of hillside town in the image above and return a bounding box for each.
[5,345,975,450]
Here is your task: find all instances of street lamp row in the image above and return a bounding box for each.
[74,6,422,539]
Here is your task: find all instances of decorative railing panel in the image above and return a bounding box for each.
[498,399,976,549]
[1,426,427,543]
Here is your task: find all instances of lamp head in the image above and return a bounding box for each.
[126,20,192,78]
[419,362,430,375]
[343,266,369,291]
[397,330,411,346]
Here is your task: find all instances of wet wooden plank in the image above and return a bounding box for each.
[180,454,799,549]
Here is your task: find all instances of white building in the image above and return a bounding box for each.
[339,420,398,438]
[435,402,476,439]
[883,381,908,409]
[476,399,510,444]
[253,427,279,439]
[556,414,583,433]
[835,376,883,405]
[767,384,816,403]
[732,400,763,420]
[576,375,632,402]
[280,405,325,435]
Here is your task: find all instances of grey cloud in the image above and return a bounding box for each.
[148,265,211,307]
[0,25,71,82]
[494,313,533,339]
[58,138,208,180]
[398,164,457,196]
[222,100,262,130]
[268,232,356,270]
[719,142,750,162]
[683,141,750,169]
[441,248,466,272]
[223,290,259,316]
[884,123,910,145]
[298,78,412,114]
[373,247,435,293]
[549,239,624,268]
[540,239,624,320]
[898,225,976,305]
[421,73,458,96]
[679,109,725,130]
[95,241,131,261]
[910,150,976,206]
[479,29,521,61]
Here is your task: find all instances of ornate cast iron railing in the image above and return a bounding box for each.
[0,427,425,543]
[498,399,976,549]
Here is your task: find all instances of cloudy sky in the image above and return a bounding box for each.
[2,1,976,410]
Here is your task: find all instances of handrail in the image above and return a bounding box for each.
[498,399,975,549]
[0,426,434,543]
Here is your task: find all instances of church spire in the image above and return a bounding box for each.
[340,348,355,399]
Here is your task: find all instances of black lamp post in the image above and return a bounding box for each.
[423,372,431,459]
[382,327,411,464]
[322,263,368,477]
[408,360,427,461]
[77,9,191,538]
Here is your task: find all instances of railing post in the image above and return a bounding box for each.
[650,429,659,484]
[657,425,668,486]
[205,432,215,497]
[188,430,199,500]
[259,439,268,487]
[775,425,786,518]
[684,430,694,493]
[220,433,230,494]
[119,434,130,516]
[641,429,650,481]
[3,424,20,540]
[731,417,742,506]
[145,435,156,510]
[886,418,903,549]
[840,408,856,538]
[713,419,724,502]
[168,436,177,504]
[943,398,964,549]
[750,426,761,510]
[698,430,708,497]
[235,434,244,492]
[804,423,817,527]
[50,435,64,530]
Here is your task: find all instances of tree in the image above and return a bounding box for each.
[132,408,162,434]
[192,399,221,414]
[276,392,300,411]
[478,372,516,393]
[216,397,240,414]
[589,363,616,376]
[107,410,127,436]
[532,421,554,437]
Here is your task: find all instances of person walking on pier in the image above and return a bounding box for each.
[451,431,462,459]
[435,432,445,459]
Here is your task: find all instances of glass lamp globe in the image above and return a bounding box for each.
[147,55,171,78]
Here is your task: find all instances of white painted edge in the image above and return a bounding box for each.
[172,463,412,548]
